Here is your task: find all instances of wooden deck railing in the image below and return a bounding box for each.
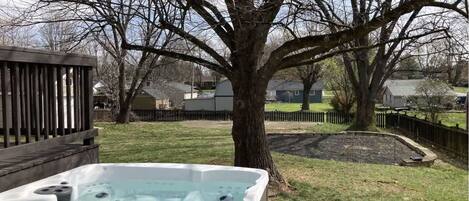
[0,46,96,148]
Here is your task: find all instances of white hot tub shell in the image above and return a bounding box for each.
[0,163,269,201]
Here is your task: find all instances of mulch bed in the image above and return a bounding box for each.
[268,134,422,165]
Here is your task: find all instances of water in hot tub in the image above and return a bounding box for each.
[77,180,253,201]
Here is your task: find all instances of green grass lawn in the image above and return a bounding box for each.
[266,102,333,112]
[323,90,334,96]
[96,122,468,201]
[453,87,468,93]
[266,95,333,112]
[406,112,467,129]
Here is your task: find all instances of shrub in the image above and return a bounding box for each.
[330,93,355,114]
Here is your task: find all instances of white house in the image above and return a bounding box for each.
[184,80,234,111]
[382,80,424,108]
[382,79,461,108]
[184,79,324,111]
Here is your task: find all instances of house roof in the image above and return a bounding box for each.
[166,82,196,93]
[384,79,461,97]
[384,79,425,97]
[141,88,168,99]
[383,79,425,87]
[387,85,419,97]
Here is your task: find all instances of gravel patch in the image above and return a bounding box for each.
[268,134,422,165]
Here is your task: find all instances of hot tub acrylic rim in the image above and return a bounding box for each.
[0,163,269,201]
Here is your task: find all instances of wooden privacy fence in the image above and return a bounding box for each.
[386,113,468,160]
[131,110,387,127]
[264,111,325,122]
[133,110,232,121]
[326,112,352,124]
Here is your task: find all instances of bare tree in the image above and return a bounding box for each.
[38,13,80,51]
[270,34,322,111]
[415,32,469,83]
[0,23,38,47]
[297,64,322,111]
[312,0,464,130]
[391,55,423,79]
[82,0,177,123]
[430,38,468,85]
[33,0,468,187]
[276,64,323,111]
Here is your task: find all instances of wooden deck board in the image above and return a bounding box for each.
[0,144,98,176]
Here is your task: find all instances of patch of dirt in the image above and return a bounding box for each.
[268,134,422,165]
[180,120,320,133]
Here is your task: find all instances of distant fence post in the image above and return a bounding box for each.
[466,92,468,130]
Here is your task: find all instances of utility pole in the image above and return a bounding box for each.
[191,64,194,99]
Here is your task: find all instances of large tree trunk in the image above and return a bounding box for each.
[301,80,313,111]
[116,50,129,124]
[350,91,377,131]
[115,104,131,123]
[231,76,287,190]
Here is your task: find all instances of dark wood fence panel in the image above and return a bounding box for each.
[132,110,331,122]
[265,111,325,122]
[130,110,391,127]
[386,113,468,159]
[326,112,353,124]
[376,113,386,128]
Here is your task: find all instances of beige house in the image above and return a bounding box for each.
[131,88,170,110]
[132,82,197,110]
[93,80,197,110]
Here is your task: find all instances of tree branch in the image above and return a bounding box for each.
[121,41,231,77]
[160,20,232,69]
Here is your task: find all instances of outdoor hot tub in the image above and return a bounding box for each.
[0,163,269,201]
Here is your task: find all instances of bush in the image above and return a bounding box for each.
[330,94,355,114]
[411,79,455,123]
